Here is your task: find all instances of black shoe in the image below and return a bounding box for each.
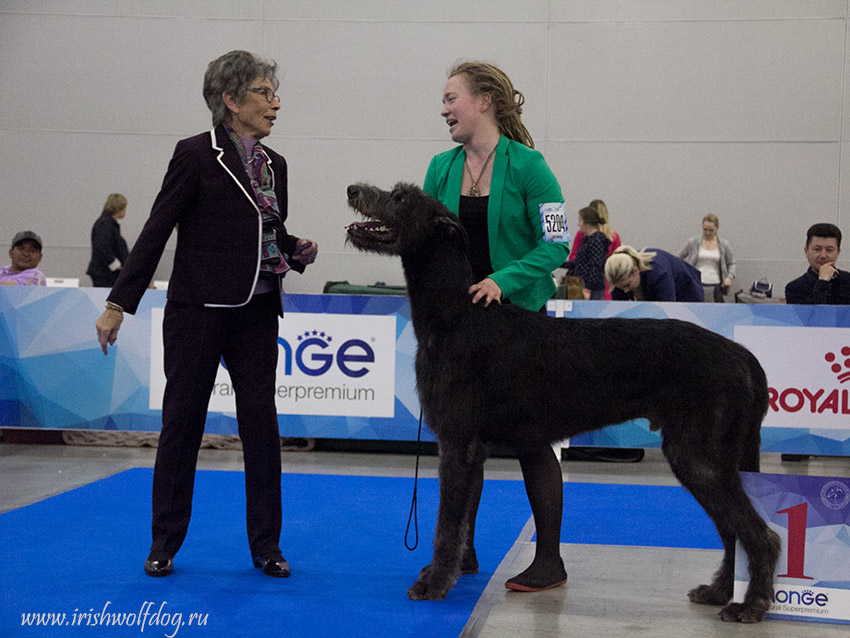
[252,554,291,578]
[564,447,645,463]
[781,454,812,462]
[144,556,173,577]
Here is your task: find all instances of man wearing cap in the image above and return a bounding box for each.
[0,231,46,286]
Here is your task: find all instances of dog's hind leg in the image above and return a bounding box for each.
[712,392,782,622]
[408,438,484,600]
[504,444,567,592]
[665,444,780,623]
[715,492,780,623]
[688,486,779,623]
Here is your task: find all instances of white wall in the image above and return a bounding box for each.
[1,0,848,296]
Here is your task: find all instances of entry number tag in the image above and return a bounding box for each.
[539,202,569,243]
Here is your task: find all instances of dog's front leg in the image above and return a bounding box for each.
[408,443,478,600]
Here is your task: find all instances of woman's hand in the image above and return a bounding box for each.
[468,278,502,306]
[96,309,124,355]
[293,238,318,265]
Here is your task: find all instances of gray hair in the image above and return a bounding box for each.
[604,246,656,283]
[203,50,279,126]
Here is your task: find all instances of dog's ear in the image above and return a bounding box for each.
[432,214,469,254]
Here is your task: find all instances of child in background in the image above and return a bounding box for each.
[566,200,621,299]
[564,206,611,299]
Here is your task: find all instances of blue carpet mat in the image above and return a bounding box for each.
[1,471,720,637]
[559,482,722,549]
[2,470,530,638]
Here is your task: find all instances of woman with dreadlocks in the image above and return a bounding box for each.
[423,60,570,593]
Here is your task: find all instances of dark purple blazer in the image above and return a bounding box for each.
[108,125,304,315]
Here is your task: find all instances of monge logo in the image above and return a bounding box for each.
[267,313,397,417]
[768,346,850,415]
[771,588,828,608]
[150,309,397,418]
[279,330,374,378]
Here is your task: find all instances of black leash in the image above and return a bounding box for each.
[404,409,424,551]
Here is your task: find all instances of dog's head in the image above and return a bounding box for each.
[346,182,467,258]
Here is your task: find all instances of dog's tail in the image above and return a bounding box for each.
[740,351,769,473]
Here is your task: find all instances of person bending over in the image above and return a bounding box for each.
[605,245,702,302]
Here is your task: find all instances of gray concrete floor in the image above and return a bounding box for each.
[3,442,849,637]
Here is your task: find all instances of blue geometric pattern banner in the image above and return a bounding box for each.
[547,299,850,454]
[1,287,849,454]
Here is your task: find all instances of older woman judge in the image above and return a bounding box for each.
[95,50,317,579]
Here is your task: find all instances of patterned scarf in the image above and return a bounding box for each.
[226,127,290,274]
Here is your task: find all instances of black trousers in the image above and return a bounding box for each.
[149,292,282,560]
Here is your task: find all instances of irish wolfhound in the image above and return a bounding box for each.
[346,182,780,623]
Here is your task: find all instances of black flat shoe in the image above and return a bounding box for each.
[252,555,291,578]
[144,557,173,577]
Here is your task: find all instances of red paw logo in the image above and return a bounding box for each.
[768,346,850,414]
[824,347,850,383]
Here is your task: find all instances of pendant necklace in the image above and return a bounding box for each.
[464,144,497,197]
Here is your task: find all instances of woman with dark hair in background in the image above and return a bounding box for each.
[567,199,621,299]
[564,205,612,299]
[87,193,129,287]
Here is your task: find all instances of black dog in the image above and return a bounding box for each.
[346,182,780,623]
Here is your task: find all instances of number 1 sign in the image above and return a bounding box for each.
[733,472,850,624]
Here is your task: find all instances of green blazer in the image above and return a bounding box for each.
[424,134,569,311]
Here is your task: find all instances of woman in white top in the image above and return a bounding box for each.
[677,213,736,302]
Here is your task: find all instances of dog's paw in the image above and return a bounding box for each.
[718,601,768,623]
[687,583,731,606]
[407,564,455,601]
[407,578,449,601]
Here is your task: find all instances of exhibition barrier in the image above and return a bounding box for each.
[2,286,849,454]
[734,472,850,624]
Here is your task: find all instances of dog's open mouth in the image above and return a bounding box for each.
[345,184,402,253]
[346,220,397,244]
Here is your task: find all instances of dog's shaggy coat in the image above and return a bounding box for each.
[346,182,780,623]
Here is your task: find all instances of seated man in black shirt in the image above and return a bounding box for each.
[785,222,850,305]
[783,223,849,463]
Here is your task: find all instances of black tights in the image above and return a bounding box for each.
[464,444,566,588]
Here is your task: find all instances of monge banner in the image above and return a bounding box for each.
[734,472,850,624]
[149,310,397,418]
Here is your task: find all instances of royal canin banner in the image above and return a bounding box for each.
[734,326,850,429]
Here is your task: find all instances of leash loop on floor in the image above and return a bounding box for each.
[404,409,424,551]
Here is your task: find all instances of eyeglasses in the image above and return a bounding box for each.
[247,87,280,103]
